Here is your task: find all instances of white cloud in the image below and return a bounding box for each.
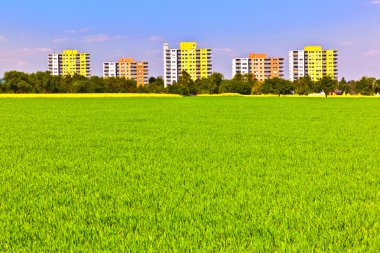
[214,48,238,57]
[371,0,380,5]
[22,48,52,53]
[81,34,127,43]
[342,41,354,47]
[82,34,112,43]
[64,28,91,34]
[149,35,164,42]
[53,37,71,43]
[0,35,7,42]
[214,48,234,53]
[365,49,380,56]
[64,29,76,34]
[79,28,91,33]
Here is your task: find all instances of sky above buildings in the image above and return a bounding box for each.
[0,0,379,79]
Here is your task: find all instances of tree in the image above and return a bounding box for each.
[260,78,293,96]
[294,76,314,95]
[148,77,157,84]
[316,76,338,97]
[176,71,196,95]
[376,80,380,94]
[251,80,263,95]
[3,71,31,93]
[209,72,223,94]
[90,76,106,93]
[219,79,252,94]
[355,77,376,96]
[338,77,351,95]
[146,77,165,93]
[232,73,243,81]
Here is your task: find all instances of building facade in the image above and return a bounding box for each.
[289,46,338,82]
[48,50,90,77]
[103,58,149,86]
[103,62,118,78]
[163,42,212,86]
[232,54,284,82]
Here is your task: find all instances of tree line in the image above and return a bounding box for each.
[1,70,379,96]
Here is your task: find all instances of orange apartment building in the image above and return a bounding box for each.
[103,58,149,86]
[232,54,284,82]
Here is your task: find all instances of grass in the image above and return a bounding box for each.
[0,97,379,251]
[0,93,182,98]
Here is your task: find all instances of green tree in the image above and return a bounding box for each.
[177,71,195,95]
[355,77,376,96]
[146,77,165,93]
[90,76,106,93]
[219,79,251,94]
[338,77,351,95]
[316,76,338,97]
[294,76,314,95]
[148,77,157,84]
[260,78,293,96]
[232,73,243,81]
[209,73,223,94]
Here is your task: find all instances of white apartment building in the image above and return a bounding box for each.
[163,43,179,86]
[289,50,305,82]
[103,62,118,78]
[48,53,61,76]
[232,58,251,77]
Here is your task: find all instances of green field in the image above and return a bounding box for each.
[0,97,379,252]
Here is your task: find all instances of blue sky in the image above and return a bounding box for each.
[0,0,379,79]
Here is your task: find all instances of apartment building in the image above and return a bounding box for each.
[103,62,118,78]
[289,46,338,81]
[48,50,90,77]
[103,58,149,86]
[163,42,212,86]
[232,58,251,76]
[232,54,284,82]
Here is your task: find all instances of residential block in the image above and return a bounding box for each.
[48,50,91,77]
[289,46,338,81]
[163,42,212,86]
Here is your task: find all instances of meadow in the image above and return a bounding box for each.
[0,97,379,252]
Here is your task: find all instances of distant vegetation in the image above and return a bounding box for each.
[1,70,379,96]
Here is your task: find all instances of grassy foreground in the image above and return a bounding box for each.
[0,93,182,98]
[0,97,379,251]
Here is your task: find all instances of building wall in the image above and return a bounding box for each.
[118,58,135,79]
[136,62,149,86]
[48,54,61,76]
[49,50,90,77]
[233,53,284,81]
[180,42,197,80]
[62,50,78,76]
[103,62,118,77]
[79,53,90,77]
[305,46,323,81]
[163,42,212,86]
[289,46,338,81]
[232,58,251,77]
[104,59,148,86]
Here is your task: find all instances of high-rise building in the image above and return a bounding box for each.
[163,42,212,86]
[289,46,338,82]
[232,58,251,76]
[232,54,284,81]
[103,62,118,78]
[103,58,149,86]
[48,50,90,77]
